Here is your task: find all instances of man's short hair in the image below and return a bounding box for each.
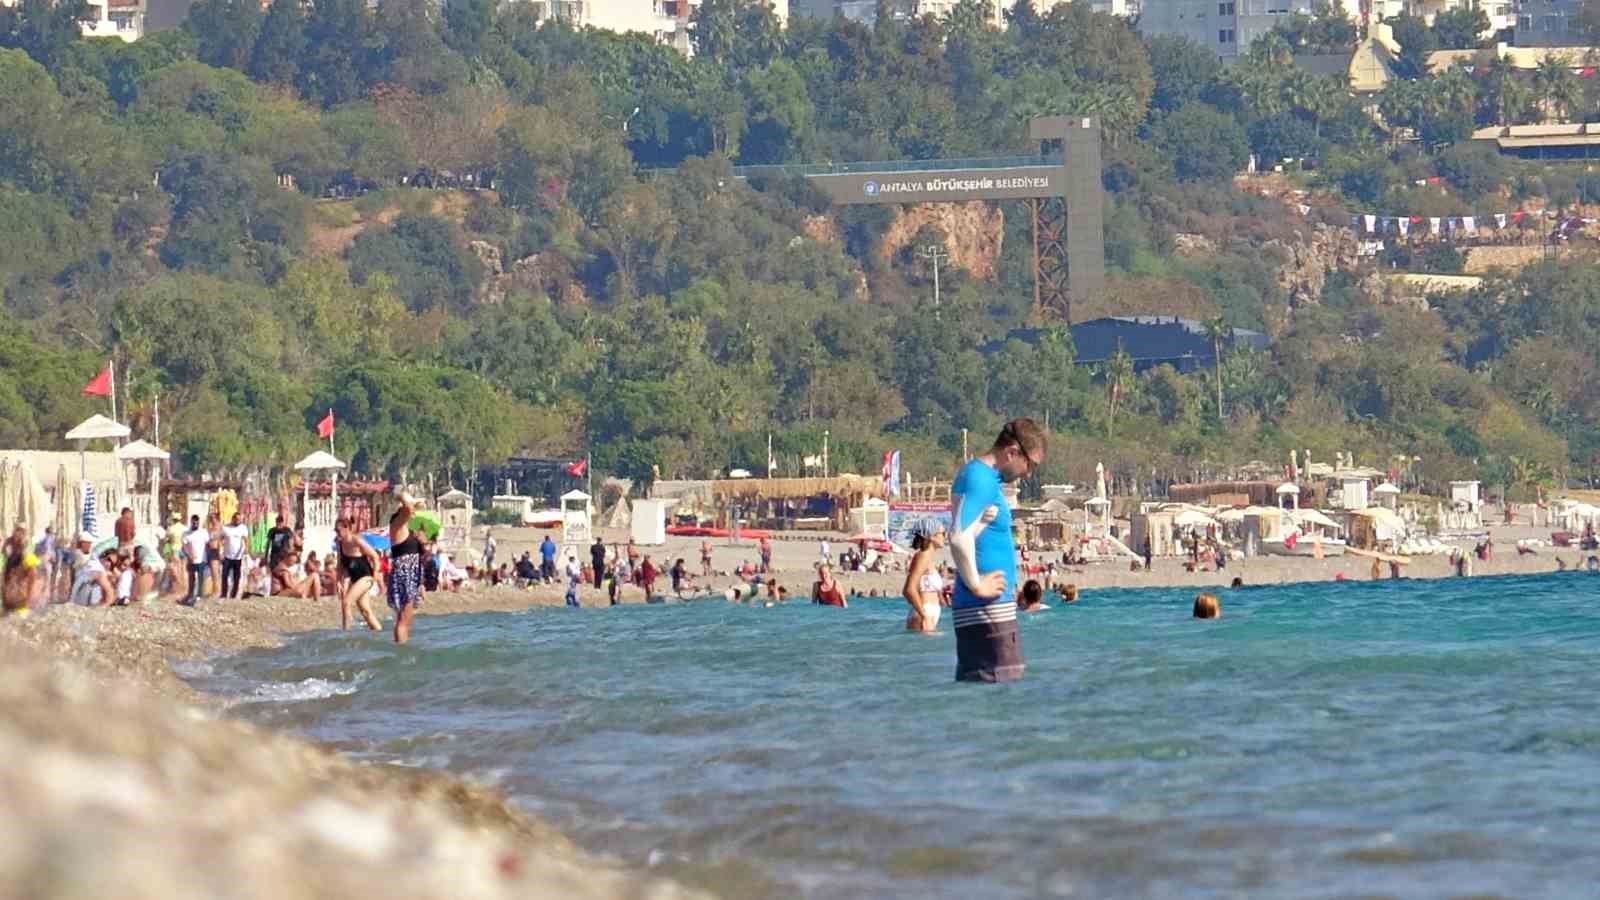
[994,417,1047,457]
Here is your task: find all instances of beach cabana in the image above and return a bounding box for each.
[1347,507,1406,550]
[1276,482,1300,511]
[294,450,345,558]
[116,439,169,544]
[64,414,130,481]
[561,489,593,546]
[437,488,474,551]
[1373,482,1400,510]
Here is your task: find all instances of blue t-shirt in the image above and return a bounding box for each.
[950,459,1015,609]
[540,539,557,562]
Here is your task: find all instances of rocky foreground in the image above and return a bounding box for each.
[0,594,703,900]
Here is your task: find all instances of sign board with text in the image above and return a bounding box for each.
[810,166,1066,206]
[887,501,954,549]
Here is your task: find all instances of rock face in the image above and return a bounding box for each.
[1259,223,1362,306]
[879,202,1005,280]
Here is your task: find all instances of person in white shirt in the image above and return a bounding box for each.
[220,512,251,599]
[70,544,115,607]
[182,516,209,606]
[819,539,831,564]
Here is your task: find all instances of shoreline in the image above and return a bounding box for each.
[0,534,1573,898]
[0,590,709,900]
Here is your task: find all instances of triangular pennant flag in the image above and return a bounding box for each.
[1398,218,1410,236]
[81,364,112,397]
[1363,214,1377,232]
[1495,214,1507,228]
[1429,217,1441,235]
[1463,216,1476,233]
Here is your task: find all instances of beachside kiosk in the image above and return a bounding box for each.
[294,450,344,559]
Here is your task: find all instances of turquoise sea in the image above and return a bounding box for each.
[199,574,1600,898]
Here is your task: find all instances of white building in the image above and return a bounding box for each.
[1138,0,1363,62]
[1403,0,1515,40]
[86,0,145,40]
[0,0,144,40]
[796,0,1115,27]
[523,0,788,54]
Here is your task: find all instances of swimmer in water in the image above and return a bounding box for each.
[901,518,946,633]
[1018,579,1049,612]
[1193,592,1220,619]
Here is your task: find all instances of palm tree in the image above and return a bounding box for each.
[1203,316,1232,422]
[1533,54,1578,123]
[1104,344,1133,437]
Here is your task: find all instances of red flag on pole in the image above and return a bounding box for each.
[566,458,588,477]
[316,410,335,439]
[81,364,112,397]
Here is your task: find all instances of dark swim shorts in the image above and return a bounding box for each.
[953,606,1024,683]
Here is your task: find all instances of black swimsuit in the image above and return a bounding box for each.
[340,552,374,581]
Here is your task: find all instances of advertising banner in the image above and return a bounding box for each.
[887,501,952,548]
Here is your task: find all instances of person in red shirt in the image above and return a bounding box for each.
[812,563,847,608]
[639,555,658,598]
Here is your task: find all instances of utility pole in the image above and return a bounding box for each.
[918,244,946,315]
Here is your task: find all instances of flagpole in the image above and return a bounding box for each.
[586,451,592,502]
[108,357,118,425]
[327,408,334,457]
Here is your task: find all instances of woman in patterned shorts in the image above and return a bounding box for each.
[386,491,426,644]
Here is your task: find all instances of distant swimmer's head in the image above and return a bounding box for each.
[992,418,1047,484]
[910,518,947,551]
[1230,576,1244,589]
[1193,593,1220,619]
[1062,583,1079,603]
[1019,579,1044,611]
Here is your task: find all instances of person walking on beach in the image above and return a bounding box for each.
[335,518,383,631]
[1141,535,1153,572]
[220,512,250,599]
[387,492,427,644]
[639,555,658,598]
[591,537,607,589]
[902,519,945,633]
[949,418,1045,683]
[701,539,714,577]
[539,535,557,584]
[564,553,582,607]
[759,535,771,574]
[182,515,209,606]
[482,528,496,574]
[819,539,831,566]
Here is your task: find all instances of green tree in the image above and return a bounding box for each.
[1432,7,1490,49]
[1152,102,1249,181]
[1389,15,1438,79]
[690,0,783,69]
[347,214,484,312]
[1145,35,1223,114]
[186,0,264,71]
[1533,53,1581,123]
[1103,346,1133,437]
[248,0,304,87]
[0,0,91,71]
[1203,316,1232,421]
[296,0,367,106]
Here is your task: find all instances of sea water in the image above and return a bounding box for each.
[200,574,1600,898]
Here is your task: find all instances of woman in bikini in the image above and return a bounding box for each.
[335,518,383,631]
[901,518,946,633]
[387,492,426,644]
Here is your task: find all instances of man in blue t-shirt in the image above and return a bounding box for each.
[948,418,1047,683]
[539,535,558,583]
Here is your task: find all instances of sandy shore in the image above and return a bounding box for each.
[0,590,707,900]
[1,519,1574,899]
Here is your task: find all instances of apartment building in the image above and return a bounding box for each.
[794,0,1117,27]
[0,0,145,40]
[1514,0,1580,45]
[522,0,788,53]
[1138,0,1365,61]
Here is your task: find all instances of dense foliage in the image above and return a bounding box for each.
[0,0,1594,497]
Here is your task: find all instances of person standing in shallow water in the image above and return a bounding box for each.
[386,492,426,644]
[948,418,1046,683]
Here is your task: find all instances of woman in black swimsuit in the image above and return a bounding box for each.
[387,492,425,644]
[335,518,383,632]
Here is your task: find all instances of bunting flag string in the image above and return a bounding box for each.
[1346,207,1596,238]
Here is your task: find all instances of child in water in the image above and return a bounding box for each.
[1193,593,1220,619]
[1018,579,1050,612]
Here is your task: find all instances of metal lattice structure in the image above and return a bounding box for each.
[723,116,1106,324]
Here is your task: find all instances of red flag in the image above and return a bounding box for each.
[316,410,334,439]
[566,457,588,477]
[81,364,112,397]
